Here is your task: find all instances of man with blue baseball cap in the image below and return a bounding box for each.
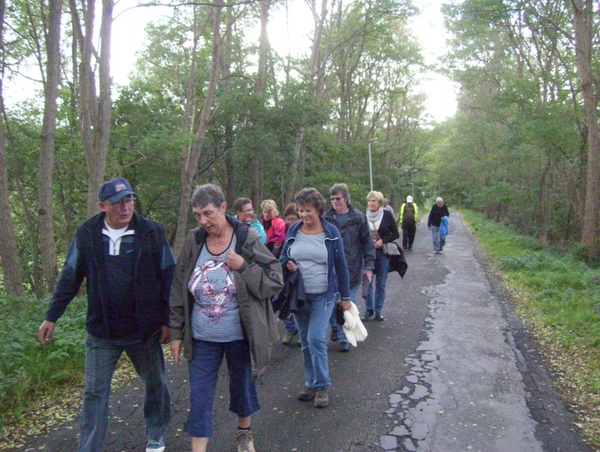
[39,178,176,452]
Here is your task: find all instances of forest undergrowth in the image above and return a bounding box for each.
[463,210,600,449]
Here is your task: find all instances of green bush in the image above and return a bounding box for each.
[463,209,600,351]
[0,294,87,425]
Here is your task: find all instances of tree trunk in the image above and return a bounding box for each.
[71,0,113,217]
[573,0,599,258]
[255,0,271,95]
[173,0,223,255]
[0,0,23,296]
[38,0,62,292]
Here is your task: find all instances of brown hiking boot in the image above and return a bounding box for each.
[314,388,329,408]
[297,387,317,401]
[236,429,255,452]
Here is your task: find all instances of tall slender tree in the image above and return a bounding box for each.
[38,0,62,291]
[0,0,24,296]
[573,0,599,258]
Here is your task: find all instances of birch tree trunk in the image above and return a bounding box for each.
[173,0,223,255]
[573,0,599,258]
[0,0,24,296]
[38,0,62,292]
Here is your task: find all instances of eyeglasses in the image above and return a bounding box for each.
[104,197,136,208]
[330,197,343,201]
[240,208,254,214]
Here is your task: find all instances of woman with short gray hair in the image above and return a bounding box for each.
[170,183,283,452]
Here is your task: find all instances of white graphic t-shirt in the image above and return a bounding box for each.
[188,236,244,342]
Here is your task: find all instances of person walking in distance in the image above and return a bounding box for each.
[399,196,420,251]
[428,197,450,254]
[364,191,400,322]
[323,183,375,352]
[39,178,175,452]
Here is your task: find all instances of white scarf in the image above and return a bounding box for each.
[366,207,384,231]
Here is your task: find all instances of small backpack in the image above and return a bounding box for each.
[403,203,415,222]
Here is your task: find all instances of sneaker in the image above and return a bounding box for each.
[298,386,317,401]
[314,388,329,408]
[362,310,374,321]
[146,437,165,452]
[339,341,350,352]
[281,331,297,345]
[236,429,256,452]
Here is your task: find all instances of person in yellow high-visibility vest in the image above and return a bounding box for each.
[399,196,420,250]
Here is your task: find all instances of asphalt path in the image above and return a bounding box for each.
[20,212,591,452]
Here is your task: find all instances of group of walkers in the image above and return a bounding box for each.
[38,178,449,452]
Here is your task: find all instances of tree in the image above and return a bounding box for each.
[0,0,24,296]
[573,0,599,258]
[70,0,113,217]
[38,0,62,291]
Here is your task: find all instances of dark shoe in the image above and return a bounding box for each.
[314,388,329,408]
[281,331,297,345]
[375,312,385,321]
[362,310,374,321]
[236,429,255,452]
[339,341,350,352]
[298,387,317,401]
[330,328,338,342]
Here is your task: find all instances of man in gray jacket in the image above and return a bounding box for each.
[324,183,375,352]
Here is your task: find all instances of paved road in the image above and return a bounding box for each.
[20,213,590,452]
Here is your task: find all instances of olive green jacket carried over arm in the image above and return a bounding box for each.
[169,216,283,377]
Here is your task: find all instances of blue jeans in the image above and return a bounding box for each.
[366,251,390,314]
[329,285,359,342]
[79,334,170,452]
[185,339,259,438]
[283,316,298,335]
[431,225,444,251]
[294,292,335,388]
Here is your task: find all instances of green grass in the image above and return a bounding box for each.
[462,210,600,448]
[0,295,87,427]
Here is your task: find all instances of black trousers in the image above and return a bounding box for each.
[402,222,417,249]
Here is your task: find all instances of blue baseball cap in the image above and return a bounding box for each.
[98,178,136,203]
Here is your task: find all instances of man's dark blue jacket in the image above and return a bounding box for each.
[46,212,176,342]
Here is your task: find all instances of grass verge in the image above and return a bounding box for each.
[463,210,600,449]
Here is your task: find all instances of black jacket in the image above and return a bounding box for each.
[46,212,176,342]
[428,204,450,228]
[324,205,376,287]
[368,209,400,245]
[271,264,307,320]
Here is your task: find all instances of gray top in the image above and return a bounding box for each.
[290,231,328,294]
[189,236,244,342]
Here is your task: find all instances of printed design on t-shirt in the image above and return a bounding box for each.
[189,257,236,323]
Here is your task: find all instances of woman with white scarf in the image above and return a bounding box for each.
[364,191,400,321]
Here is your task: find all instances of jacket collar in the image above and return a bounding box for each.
[194,215,248,254]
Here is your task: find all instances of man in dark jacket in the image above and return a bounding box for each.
[428,196,450,254]
[39,178,176,452]
[324,183,375,352]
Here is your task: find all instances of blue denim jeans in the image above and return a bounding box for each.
[283,316,298,335]
[431,225,443,251]
[329,285,359,342]
[185,339,259,438]
[294,292,335,388]
[79,334,170,452]
[366,251,391,314]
